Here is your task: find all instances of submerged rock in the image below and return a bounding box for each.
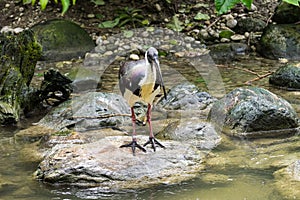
[31,19,95,61]
[269,63,300,89]
[35,135,204,189]
[209,87,299,138]
[274,160,300,199]
[208,43,248,63]
[258,24,300,60]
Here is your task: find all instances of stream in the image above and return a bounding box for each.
[0,55,299,200]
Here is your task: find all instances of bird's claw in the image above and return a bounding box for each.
[143,137,165,152]
[120,140,146,156]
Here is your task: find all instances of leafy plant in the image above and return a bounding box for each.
[215,0,299,15]
[98,7,148,28]
[23,0,76,15]
[283,0,300,6]
[215,0,253,15]
[166,15,184,32]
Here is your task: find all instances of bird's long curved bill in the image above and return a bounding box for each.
[154,59,167,99]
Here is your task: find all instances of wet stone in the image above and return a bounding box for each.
[35,135,205,189]
[158,82,216,112]
[209,87,299,138]
[269,63,300,89]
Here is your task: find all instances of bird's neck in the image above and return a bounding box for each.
[145,60,156,83]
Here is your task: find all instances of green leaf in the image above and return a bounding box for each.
[91,0,105,6]
[40,0,49,10]
[194,12,210,20]
[123,30,134,38]
[61,0,70,15]
[23,0,32,4]
[118,18,131,27]
[141,19,150,25]
[72,0,76,5]
[241,0,253,9]
[219,30,235,38]
[98,18,120,28]
[31,0,36,5]
[166,15,184,32]
[215,0,240,15]
[283,0,299,6]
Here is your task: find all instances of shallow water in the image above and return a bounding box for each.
[0,55,299,199]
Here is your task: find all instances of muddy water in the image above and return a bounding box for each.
[0,56,299,199]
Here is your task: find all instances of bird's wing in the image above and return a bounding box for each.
[119,60,146,96]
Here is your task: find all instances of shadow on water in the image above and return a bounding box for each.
[0,55,297,199]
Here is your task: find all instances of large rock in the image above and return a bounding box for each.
[31,19,95,61]
[158,82,216,113]
[269,63,300,89]
[258,24,300,60]
[158,118,221,150]
[0,30,42,124]
[35,135,204,189]
[209,87,299,138]
[272,2,300,24]
[38,92,129,131]
[234,17,266,34]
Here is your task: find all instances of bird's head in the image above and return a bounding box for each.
[146,47,159,65]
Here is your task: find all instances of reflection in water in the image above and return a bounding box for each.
[0,56,297,199]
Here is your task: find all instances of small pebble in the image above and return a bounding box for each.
[87,14,95,18]
[231,34,246,41]
[103,51,113,56]
[226,19,237,28]
[155,3,161,12]
[129,54,139,60]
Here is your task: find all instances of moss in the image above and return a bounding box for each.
[0,30,42,124]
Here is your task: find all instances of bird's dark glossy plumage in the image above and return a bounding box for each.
[119,47,166,155]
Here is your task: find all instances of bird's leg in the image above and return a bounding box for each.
[120,107,146,155]
[143,104,165,151]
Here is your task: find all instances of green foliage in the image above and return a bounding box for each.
[283,0,300,6]
[166,15,184,32]
[215,0,253,15]
[99,7,147,28]
[91,0,105,6]
[22,0,76,15]
[194,12,210,20]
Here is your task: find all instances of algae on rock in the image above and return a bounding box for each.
[0,30,42,124]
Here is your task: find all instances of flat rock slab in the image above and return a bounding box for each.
[36,136,204,191]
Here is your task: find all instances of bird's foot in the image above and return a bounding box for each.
[143,137,165,152]
[120,140,146,156]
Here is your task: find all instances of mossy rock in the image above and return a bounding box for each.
[272,2,300,24]
[269,63,300,89]
[209,87,299,138]
[31,19,95,61]
[258,24,300,60]
[0,30,42,124]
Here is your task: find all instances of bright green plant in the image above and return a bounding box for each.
[166,15,184,32]
[99,7,148,28]
[215,0,253,15]
[283,0,300,6]
[22,0,76,15]
[215,0,299,15]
